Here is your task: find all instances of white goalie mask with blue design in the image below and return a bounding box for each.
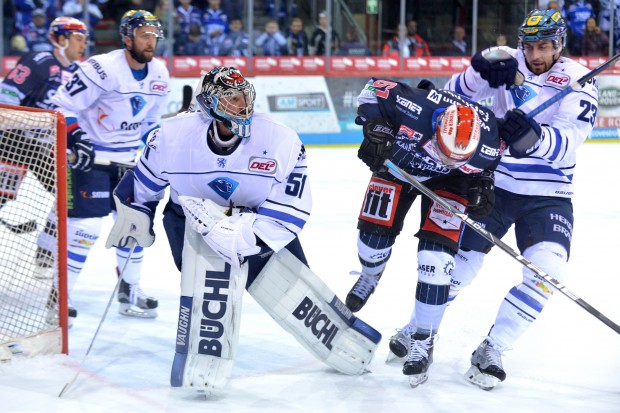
[195,67,256,138]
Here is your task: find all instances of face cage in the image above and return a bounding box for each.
[196,86,255,138]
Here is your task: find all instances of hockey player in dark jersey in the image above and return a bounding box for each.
[0,16,88,109]
[345,78,536,387]
[0,16,88,197]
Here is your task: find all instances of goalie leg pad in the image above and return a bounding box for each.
[170,221,248,393]
[248,248,382,375]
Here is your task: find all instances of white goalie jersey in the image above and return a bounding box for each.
[445,46,599,198]
[134,111,311,253]
[50,49,170,163]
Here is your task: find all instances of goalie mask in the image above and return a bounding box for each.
[429,104,481,168]
[196,67,256,138]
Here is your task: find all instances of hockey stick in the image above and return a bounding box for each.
[0,217,38,234]
[161,85,193,119]
[58,241,137,398]
[527,52,620,119]
[384,160,620,335]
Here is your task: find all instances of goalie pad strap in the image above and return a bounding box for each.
[170,221,248,392]
[248,248,381,375]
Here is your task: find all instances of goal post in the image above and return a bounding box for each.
[0,103,68,360]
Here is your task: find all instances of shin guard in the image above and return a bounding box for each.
[170,222,248,393]
[248,248,382,375]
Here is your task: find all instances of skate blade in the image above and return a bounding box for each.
[465,365,499,391]
[385,350,406,365]
[118,303,158,319]
[407,372,429,388]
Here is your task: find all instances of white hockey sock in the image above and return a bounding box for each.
[115,246,144,284]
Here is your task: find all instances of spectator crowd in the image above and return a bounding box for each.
[3,0,619,58]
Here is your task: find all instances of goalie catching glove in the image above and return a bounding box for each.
[106,170,157,249]
[358,118,395,173]
[179,196,261,268]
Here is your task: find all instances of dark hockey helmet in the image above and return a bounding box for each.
[119,10,164,42]
[518,9,567,50]
[195,67,256,138]
[429,104,481,168]
[48,16,89,43]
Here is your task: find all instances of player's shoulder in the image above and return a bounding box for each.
[147,57,170,80]
[78,49,122,86]
[555,55,591,78]
[251,112,300,143]
[20,51,56,67]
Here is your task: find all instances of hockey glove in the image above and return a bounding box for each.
[106,170,157,248]
[67,126,95,172]
[499,109,543,158]
[203,212,262,268]
[470,50,518,89]
[178,195,228,236]
[467,171,495,219]
[358,118,395,173]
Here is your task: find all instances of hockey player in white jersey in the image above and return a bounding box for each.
[390,9,598,390]
[105,66,381,394]
[49,10,170,320]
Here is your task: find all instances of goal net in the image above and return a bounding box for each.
[0,104,68,361]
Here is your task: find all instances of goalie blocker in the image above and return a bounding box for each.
[170,220,381,393]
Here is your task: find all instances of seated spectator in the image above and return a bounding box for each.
[445,25,469,56]
[176,0,202,35]
[338,27,371,56]
[22,9,53,53]
[175,22,208,56]
[496,34,508,46]
[406,19,431,56]
[220,18,250,56]
[581,16,609,56]
[310,11,341,55]
[597,0,620,54]
[203,0,228,55]
[255,20,287,56]
[283,17,309,56]
[62,0,103,27]
[382,22,429,57]
[563,0,595,55]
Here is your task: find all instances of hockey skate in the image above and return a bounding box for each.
[34,246,54,280]
[45,287,77,328]
[345,271,382,312]
[465,338,507,391]
[386,324,414,362]
[117,279,158,318]
[402,332,435,388]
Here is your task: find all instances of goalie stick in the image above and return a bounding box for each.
[58,241,137,398]
[384,159,620,335]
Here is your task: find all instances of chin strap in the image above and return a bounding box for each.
[210,121,240,149]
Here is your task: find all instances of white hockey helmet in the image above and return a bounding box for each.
[430,104,481,168]
[195,67,256,138]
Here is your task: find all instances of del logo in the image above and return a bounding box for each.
[150,81,167,92]
[248,157,277,174]
[546,72,570,87]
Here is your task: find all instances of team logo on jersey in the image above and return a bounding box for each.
[248,157,277,174]
[217,157,226,168]
[546,72,570,87]
[208,177,238,200]
[130,96,147,116]
[398,125,423,141]
[510,84,536,107]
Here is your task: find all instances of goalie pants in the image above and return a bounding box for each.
[162,199,308,286]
